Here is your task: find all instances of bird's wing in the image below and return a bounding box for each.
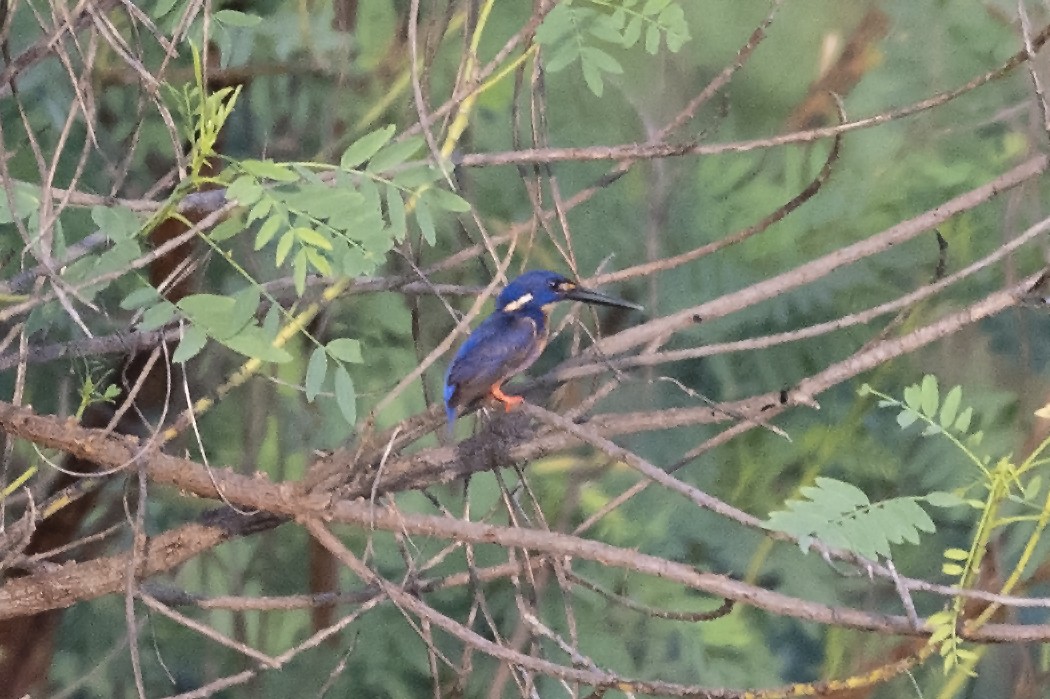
[444,313,539,411]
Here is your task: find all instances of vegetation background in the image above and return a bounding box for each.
[1,0,1050,697]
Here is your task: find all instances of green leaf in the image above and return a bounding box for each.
[293,249,308,296]
[366,136,424,173]
[844,518,884,559]
[765,479,938,560]
[905,500,935,532]
[622,15,643,47]
[338,244,370,277]
[177,293,253,340]
[1024,475,1042,501]
[645,23,661,54]
[0,181,39,224]
[91,205,141,241]
[661,5,690,51]
[921,423,943,437]
[213,9,262,27]
[924,491,964,508]
[255,215,284,250]
[172,324,208,363]
[390,165,444,189]
[305,347,328,402]
[283,184,365,221]
[295,226,333,250]
[954,407,973,433]
[263,302,281,335]
[535,4,576,46]
[929,625,953,645]
[152,0,180,19]
[943,547,969,561]
[326,338,363,363]
[939,385,961,428]
[582,46,623,75]
[543,41,580,73]
[242,197,266,224]
[241,159,300,182]
[209,217,243,242]
[581,59,604,97]
[415,196,436,245]
[226,175,263,206]
[139,300,177,331]
[920,375,939,417]
[121,286,161,310]
[340,124,396,169]
[426,187,472,213]
[385,185,407,241]
[896,410,918,429]
[306,248,333,277]
[231,287,260,326]
[903,384,922,411]
[275,230,296,266]
[942,563,964,576]
[589,13,624,44]
[806,477,868,509]
[874,505,919,545]
[334,366,356,424]
[219,325,292,363]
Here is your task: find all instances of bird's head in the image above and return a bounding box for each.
[496,270,642,314]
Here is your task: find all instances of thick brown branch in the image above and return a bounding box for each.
[0,512,279,619]
[1,395,1049,644]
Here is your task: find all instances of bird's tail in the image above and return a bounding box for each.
[444,404,457,437]
[443,381,459,437]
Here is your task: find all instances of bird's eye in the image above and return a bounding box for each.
[553,280,575,292]
[549,280,559,290]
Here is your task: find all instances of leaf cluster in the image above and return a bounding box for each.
[107,120,468,424]
[536,0,690,96]
[164,43,242,181]
[764,476,958,561]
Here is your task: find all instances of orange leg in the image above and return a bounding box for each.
[490,383,523,412]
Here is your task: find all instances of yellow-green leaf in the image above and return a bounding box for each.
[305,346,327,402]
[294,226,333,250]
[326,338,363,363]
[334,366,356,424]
[340,125,396,169]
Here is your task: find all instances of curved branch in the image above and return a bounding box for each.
[587,154,1048,358]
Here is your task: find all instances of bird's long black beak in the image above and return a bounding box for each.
[563,285,643,311]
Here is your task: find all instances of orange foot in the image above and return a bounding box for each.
[490,383,524,412]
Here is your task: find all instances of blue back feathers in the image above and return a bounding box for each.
[443,269,639,431]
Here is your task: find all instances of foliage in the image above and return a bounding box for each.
[861,376,1050,677]
[865,376,987,469]
[536,0,690,96]
[764,476,955,561]
[165,43,243,183]
[73,365,122,420]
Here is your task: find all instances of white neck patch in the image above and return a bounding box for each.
[502,293,533,312]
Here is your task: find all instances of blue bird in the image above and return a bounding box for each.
[443,270,641,427]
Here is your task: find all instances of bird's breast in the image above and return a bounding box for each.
[511,314,548,376]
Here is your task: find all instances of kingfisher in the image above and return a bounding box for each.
[443,269,641,427]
